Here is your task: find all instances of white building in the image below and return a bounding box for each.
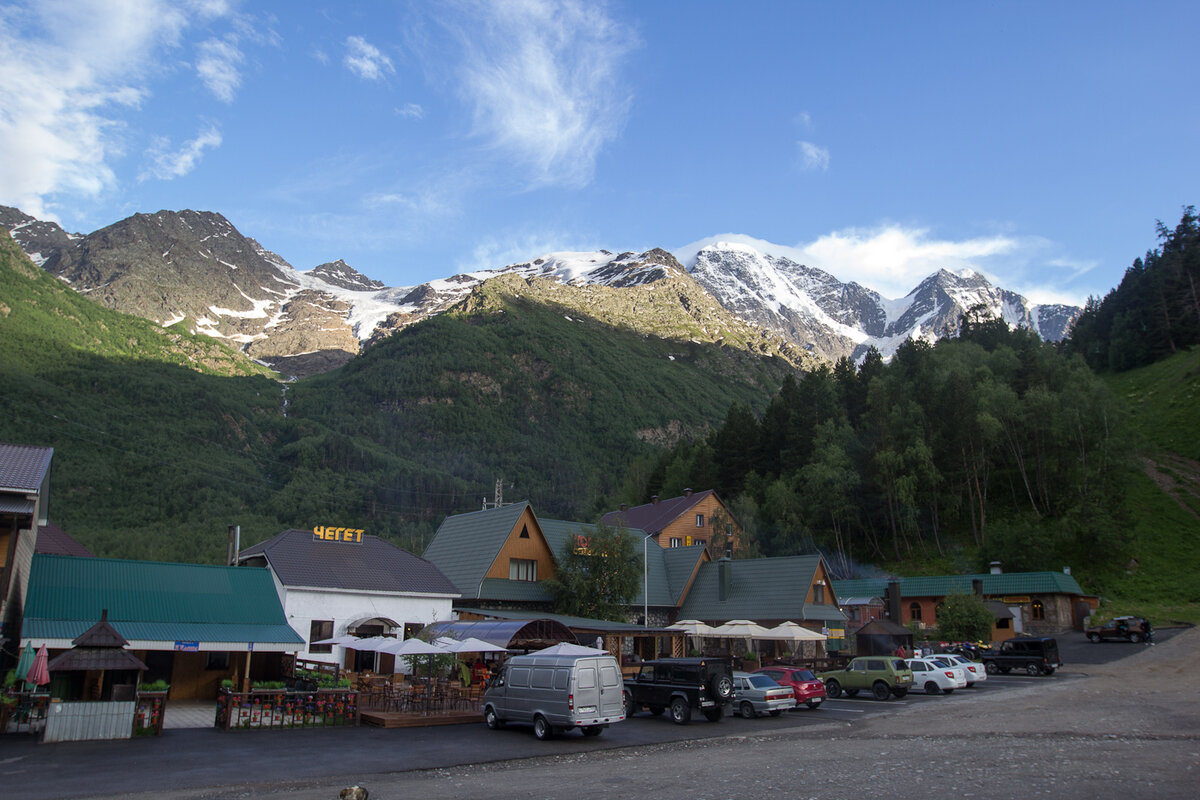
[238,528,460,672]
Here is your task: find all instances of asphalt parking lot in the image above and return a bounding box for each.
[0,627,1188,800]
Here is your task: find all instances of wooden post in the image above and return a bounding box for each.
[241,652,252,693]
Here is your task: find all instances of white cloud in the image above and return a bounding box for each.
[396,103,425,119]
[196,36,244,102]
[344,36,394,81]
[441,0,637,188]
[0,0,237,218]
[139,125,222,181]
[796,140,830,172]
[462,229,594,272]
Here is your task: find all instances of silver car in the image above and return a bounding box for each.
[731,671,797,718]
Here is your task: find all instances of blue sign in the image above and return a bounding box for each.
[174,641,199,651]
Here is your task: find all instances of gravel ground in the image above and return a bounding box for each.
[96,628,1200,800]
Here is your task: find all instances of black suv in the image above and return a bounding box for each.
[623,657,734,724]
[981,636,1062,676]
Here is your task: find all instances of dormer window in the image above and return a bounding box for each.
[509,558,537,581]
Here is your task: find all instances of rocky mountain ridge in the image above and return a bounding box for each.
[0,206,1080,376]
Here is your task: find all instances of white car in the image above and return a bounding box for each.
[906,657,967,694]
[930,653,988,685]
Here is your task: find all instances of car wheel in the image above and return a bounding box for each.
[710,674,734,701]
[581,725,602,737]
[1088,632,1100,643]
[623,690,636,718]
[924,681,941,695]
[943,688,954,695]
[892,687,908,699]
[740,701,756,719]
[872,681,890,701]
[1129,632,1142,643]
[648,705,665,716]
[533,715,554,740]
[669,697,691,725]
[1043,667,1056,675]
[845,688,859,697]
[484,706,503,730]
[985,662,999,675]
[1025,662,1041,676]
[702,706,724,722]
[768,710,781,716]
[806,699,822,709]
[824,679,842,698]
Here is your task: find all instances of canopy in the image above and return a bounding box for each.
[765,621,827,642]
[377,637,447,656]
[667,619,717,636]
[711,619,772,639]
[435,636,508,654]
[310,634,361,647]
[347,636,394,652]
[530,642,608,657]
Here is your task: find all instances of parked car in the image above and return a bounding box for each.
[623,657,734,724]
[818,656,914,700]
[980,637,1062,676]
[906,657,967,695]
[482,650,626,739]
[753,665,826,709]
[928,652,989,685]
[731,672,797,718]
[1086,616,1151,643]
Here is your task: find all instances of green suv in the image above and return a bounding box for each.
[819,656,914,700]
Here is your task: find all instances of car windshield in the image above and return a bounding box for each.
[890,659,908,671]
[747,675,777,689]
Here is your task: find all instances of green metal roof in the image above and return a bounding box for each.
[678,555,846,624]
[22,554,304,647]
[831,571,1086,600]
[453,607,670,634]
[423,502,531,598]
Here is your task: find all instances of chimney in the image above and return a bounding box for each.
[651,495,659,505]
[972,578,983,597]
[719,557,732,601]
[684,488,693,497]
[989,561,1002,575]
[885,580,902,622]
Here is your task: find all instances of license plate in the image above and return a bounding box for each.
[578,706,596,714]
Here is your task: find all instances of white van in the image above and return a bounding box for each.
[482,651,625,739]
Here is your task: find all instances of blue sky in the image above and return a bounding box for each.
[2,1,1197,304]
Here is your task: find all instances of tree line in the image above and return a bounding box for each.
[625,322,1135,588]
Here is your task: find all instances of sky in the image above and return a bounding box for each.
[1,0,1197,306]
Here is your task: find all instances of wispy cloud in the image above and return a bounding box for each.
[439,0,638,189]
[796,140,830,172]
[396,103,425,119]
[0,0,238,218]
[196,36,243,102]
[139,125,222,181]
[462,228,594,272]
[344,36,394,81]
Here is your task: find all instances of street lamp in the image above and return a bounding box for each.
[643,531,656,627]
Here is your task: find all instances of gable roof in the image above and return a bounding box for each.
[239,529,458,596]
[36,524,95,557]
[423,502,533,598]
[831,571,1086,600]
[0,443,52,493]
[678,555,846,624]
[22,554,304,648]
[601,489,718,535]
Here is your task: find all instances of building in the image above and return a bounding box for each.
[21,553,304,699]
[237,528,460,673]
[601,488,742,553]
[0,443,53,652]
[832,568,1093,640]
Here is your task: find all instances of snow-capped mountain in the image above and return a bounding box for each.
[1,206,1080,376]
[684,240,1080,361]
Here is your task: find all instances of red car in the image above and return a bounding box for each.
[752,666,826,709]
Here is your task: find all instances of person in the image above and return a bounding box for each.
[1143,619,1154,646]
[895,644,907,658]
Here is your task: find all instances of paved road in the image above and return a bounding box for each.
[1,628,1193,800]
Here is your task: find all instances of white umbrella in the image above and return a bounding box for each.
[667,619,717,654]
[711,619,772,660]
[377,637,448,656]
[310,634,360,647]
[765,621,827,642]
[348,636,395,652]
[531,642,608,656]
[435,636,508,654]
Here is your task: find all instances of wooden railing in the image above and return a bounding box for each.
[215,689,359,731]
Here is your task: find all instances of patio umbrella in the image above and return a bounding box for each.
[711,620,772,660]
[531,642,607,656]
[377,638,448,656]
[765,621,827,642]
[26,644,51,688]
[14,641,34,684]
[347,636,394,652]
[310,634,361,647]
[667,620,717,654]
[434,637,508,654]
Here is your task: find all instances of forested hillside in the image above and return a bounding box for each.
[638,320,1135,591]
[1066,207,1200,372]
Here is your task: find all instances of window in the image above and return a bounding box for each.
[813,584,825,604]
[669,537,682,548]
[696,513,705,527]
[693,538,706,547]
[309,620,333,653]
[509,558,537,581]
[519,524,529,538]
[1031,600,1045,620]
[997,618,1011,629]
[206,651,230,671]
[909,602,922,622]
